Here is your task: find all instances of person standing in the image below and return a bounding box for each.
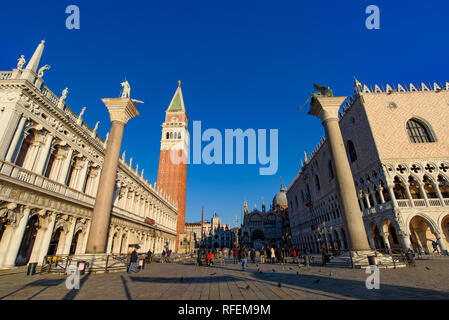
[146,249,153,263]
[250,248,256,264]
[270,247,276,264]
[241,246,248,270]
[128,247,139,273]
[233,247,238,264]
[197,249,203,266]
[259,246,265,264]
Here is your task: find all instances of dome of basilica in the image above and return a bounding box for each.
[272,185,288,208]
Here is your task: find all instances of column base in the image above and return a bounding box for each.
[327,250,407,269]
[41,253,128,274]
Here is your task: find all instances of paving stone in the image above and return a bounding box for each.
[0,258,448,300]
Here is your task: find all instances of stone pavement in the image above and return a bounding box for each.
[0,257,448,300]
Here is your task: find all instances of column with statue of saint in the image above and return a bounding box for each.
[85,80,143,254]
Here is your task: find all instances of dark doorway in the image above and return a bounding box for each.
[15,215,39,266]
[70,230,81,255]
[47,227,63,256]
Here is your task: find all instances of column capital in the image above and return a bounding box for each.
[308,96,347,122]
[101,98,142,125]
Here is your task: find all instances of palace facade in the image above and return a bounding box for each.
[0,41,179,269]
[287,80,449,255]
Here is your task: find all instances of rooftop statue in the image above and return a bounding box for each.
[120,79,131,98]
[17,55,26,70]
[37,64,51,78]
[61,88,68,100]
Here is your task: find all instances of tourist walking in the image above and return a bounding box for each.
[431,240,440,254]
[127,247,139,273]
[233,247,238,264]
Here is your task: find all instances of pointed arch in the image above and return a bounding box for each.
[406,118,435,143]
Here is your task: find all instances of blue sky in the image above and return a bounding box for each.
[2,0,448,226]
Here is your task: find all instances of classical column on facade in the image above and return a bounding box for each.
[418,183,430,207]
[387,183,399,208]
[4,115,28,162]
[0,204,31,268]
[404,184,415,208]
[57,145,74,184]
[378,186,386,204]
[62,216,77,255]
[85,96,141,254]
[35,132,54,175]
[30,211,57,265]
[75,157,90,191]
[106,225,116,254]
[308,95,371,252]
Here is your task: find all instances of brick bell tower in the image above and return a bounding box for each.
[157,81,189,252]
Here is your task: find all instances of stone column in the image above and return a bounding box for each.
[58,147,74,184]
[0,108,22,160]
[1,207,32,268]
[85,98,141,254]
[399,231,412,251]
[4,116,28,162]
[308,96,371,251]
[62,217,77,255]
[0,204,31,268]
[33,212,57,265]
[35,133,54,175]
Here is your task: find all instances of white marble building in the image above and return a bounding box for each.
[287,80,449,255]
[0,40,178,269]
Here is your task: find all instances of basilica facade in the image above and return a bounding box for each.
[287,80,449,255]
[240,186,291,249]
[0,41,179,269]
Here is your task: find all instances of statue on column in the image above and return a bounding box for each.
[298,83,334,110]
[120,79,131,98]
[37,65,51,78]
[17,55,26,70]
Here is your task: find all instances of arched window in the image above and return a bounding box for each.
[44,146,57,178]
[166,132,169,139]
[437,175,449,198]
[393,176,407,200]
[169,132,173,139]
[314,175,321,192]
[347,140,357,163]
[328,160,334,180]
[406,119,435,143]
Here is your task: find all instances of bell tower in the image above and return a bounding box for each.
[157,81,189,251]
